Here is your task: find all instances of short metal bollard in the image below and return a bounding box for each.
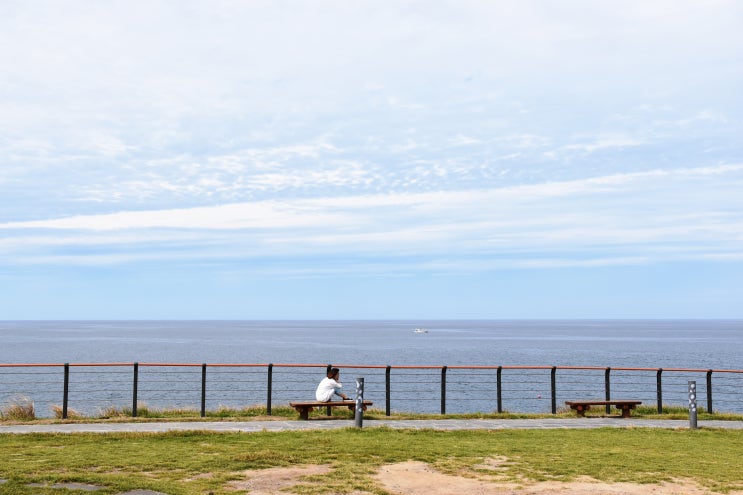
[355,377,364,428]
[688,380,698,429]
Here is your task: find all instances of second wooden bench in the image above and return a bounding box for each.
[565,400,642,418]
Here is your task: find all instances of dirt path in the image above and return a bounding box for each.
[228,460,742,495]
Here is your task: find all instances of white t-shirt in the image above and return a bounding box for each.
[315,376,343,402]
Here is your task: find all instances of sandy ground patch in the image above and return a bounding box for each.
[225,461,741,495]
[227,465,333,494]
[373,461,742,495]
[182,472,214,482]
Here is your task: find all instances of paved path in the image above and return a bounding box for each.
[3,418,743,434]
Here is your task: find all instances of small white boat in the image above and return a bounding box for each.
[413,327,428,334]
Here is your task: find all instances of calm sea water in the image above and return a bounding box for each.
[2,320,742,369]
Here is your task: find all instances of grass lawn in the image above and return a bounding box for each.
[1,427,743,495]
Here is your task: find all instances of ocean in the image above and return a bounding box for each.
[2,320,742,369]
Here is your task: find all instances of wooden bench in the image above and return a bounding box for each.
[289,400,373,420]
[565,400,642,418]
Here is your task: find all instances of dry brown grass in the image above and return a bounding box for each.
[51,404,82,419]
[0,395,36,420]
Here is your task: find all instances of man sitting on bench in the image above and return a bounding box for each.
[316,367,351,402]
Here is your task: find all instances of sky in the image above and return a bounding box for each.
[1,1,742,319]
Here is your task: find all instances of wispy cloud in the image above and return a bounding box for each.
[561,135,644,154]
[2,165,741,273]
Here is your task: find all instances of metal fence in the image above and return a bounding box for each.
[1,363,742,418]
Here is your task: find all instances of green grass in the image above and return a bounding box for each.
[1,427,743,495]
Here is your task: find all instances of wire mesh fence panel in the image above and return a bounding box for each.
[555,368,607,411]
[711,372,743,412]
[445,368,500,414]
[498,368,554,413]
[343,368,386,410]
[270,366,326,405]
[205,367,267,410]
[0,366,64,418]
[67,367,133,416]
[606,370,659,405]
[137,366,203,411]
[389,368,442,414]
[660,370,710,410]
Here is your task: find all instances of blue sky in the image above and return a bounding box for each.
[1,1,742,319]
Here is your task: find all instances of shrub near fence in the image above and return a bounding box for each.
[1,363,742,419]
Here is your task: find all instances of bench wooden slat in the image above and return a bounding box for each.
[289,400,373,420]
[565,400,642,418]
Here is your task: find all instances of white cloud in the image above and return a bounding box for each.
[2,165,742,273]
[448,135,482,147]
[0,201,347,231]
[562,135,644,154]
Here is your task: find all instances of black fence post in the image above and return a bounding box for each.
[200,363,207,418]
[62,363,69,420]
[385,365,391,416]
[267,363,273,416]
[496,366,503,413]
[441,366,447,415]
[550,366,557,414]
[656,368,663,414]
[132,362,138,418]
[605,367,611,414]
[707,369,713,414]
[326,364,332,416]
